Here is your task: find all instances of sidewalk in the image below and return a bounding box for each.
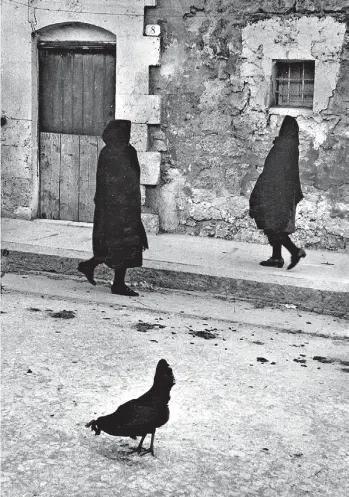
[2,218,349,315]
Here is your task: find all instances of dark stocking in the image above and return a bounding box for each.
[271,243,282,259]
[78,257,100,286]
[88,257,101,268]
[113,268,126,286]
[263,232,305,270]
[111,268,139,296]
[280,234,299,256]
[266,233,282,260]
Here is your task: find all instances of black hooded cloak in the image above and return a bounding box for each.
[92,120,148,270]
[249,116,303,233]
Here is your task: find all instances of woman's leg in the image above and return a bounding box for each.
[78,257,100,286]
[111,268,139,296]
[271,243,282,260]
[280,234,306,270]
[113,268,126,286]
[280,235,298,255]
[260,232,284,268]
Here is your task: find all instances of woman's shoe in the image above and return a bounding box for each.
[111,284,139,296]
[260,257,284,268]
[287,249,306,270]
[77,262,96,286]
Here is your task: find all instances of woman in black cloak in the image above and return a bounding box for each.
[78,120,148,296]
[249,115,306,270]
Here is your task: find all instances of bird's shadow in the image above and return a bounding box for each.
[95,442,144,465]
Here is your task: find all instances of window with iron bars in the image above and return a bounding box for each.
[271,61,315,109]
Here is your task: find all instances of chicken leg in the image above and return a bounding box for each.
[129,433,147,454]
[140,430,156,457]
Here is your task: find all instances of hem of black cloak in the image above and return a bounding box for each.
[103,257,144,270]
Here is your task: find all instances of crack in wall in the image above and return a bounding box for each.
[183,4,206,20]
[256,1,297,15]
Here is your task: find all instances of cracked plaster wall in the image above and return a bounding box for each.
[146,0,349,250]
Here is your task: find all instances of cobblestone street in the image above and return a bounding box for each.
[1,274,349,497]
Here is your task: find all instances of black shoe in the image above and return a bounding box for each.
[78,262,96,286]
[287,249,306,270]
[111,284,139,296]
[260,257,284,268]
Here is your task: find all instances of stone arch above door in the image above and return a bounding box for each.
[36,22,116,43]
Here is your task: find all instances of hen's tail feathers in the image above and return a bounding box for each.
[85,419,101,435]
[153,359,175,389]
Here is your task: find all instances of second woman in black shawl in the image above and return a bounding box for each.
[78,119,148,296]
[249,116,306,270]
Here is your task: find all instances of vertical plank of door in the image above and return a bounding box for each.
[78,135,98,222]
[51,53,63,134]
[39,51,51,132]
[82,53,95,135]
[60,134,80,221]
[72,52,83,135]
[61,51,74,134]
[104,52,116,127]
[93,53,106,136]
[39,132,61,219]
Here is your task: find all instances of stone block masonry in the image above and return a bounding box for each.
[138,153,162,185]
[145,1,349,251]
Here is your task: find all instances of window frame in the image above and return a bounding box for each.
[270,60,315,110]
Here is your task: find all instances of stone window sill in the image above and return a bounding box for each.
[268,107,314,118]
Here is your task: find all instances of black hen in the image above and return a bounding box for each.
[86,359,175,456]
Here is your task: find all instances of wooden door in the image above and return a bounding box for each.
[38,44,116,222]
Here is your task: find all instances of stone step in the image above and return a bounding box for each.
[141,213,159,234]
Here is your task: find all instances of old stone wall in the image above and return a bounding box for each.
[146,0,349,250]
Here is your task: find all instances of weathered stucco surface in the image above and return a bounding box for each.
[145,1,349,250]
[241,17,346,112]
